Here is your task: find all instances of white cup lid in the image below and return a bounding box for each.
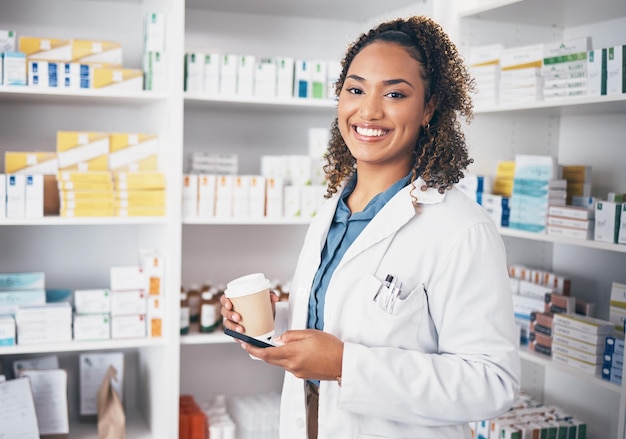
[224,273,270,298]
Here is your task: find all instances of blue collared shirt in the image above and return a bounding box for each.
[307,173,411,331]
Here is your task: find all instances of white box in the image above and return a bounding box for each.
[594,200,621,243]
[237,55,255,96]
[293,59,311,98]
[139,249,165,296]
[275,57,294,98]
[111,314,146,339]
[202,52,221,95]
[143,51,167,91]
[310,60,327,99]
[25,174,44,218]
[587,48,606,96]
[248,175,266,218]
[2,52,27,86]
[182,174,199,218]
[73,314,110,341]
[265,177,284,217]
[283,185,301,218]
[28,60,50,87]
[197,174,216,217]
[6,174,25,218]
[219,54,238,96]
[79,352,124,416]
[144,12,166,53]
[110,266,145,292]
[214,175,234,217]
[553,313,615,335]
[326,60,342,99]
[254,58,277,98]
[184,52,204,93]
[232,175,250,218]
[0,30,16,52]
[74,289,111,314]
[607,45,625,95]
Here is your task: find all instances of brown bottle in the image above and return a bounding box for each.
[187,284,201,323]
[199,287,221,333]
[180,291,190,335]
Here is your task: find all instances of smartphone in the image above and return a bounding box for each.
[224,328,276,348]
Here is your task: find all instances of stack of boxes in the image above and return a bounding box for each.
[142,12,167,91]
[184,51,341,101]
[509,154,562,233]
[499,44,544,104]
[1,130,164,219]
[542,37,591,100]
[562,165,592,205]
[610,282,626,333]
[73,288,112,341]
[551,313,615,376]
[0,29,25,86]
[546,204,595,240]
[473,392,587,439]
[468,44,503,107]
[0,272,47,346]
[16,302,73,345]
[595,198,622,244]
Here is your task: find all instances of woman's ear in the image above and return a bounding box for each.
[423,96,436,127]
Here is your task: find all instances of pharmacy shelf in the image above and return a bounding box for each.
[184,93,336,111]
[519,347,621,394]
[457,0,626,28]
[0,337,166,356]
[0,217,169,226]
[475,94,626,116]
[498,228,626,254]
[0,86,167,106]
[183,217,311,225]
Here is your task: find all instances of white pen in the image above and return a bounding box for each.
[373,274,394,301]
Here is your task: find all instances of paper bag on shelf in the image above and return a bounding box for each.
[97,365,126,439]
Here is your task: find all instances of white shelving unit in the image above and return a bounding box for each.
[2,0,625,437]
[0,0,184,437]
[455,0,626,437]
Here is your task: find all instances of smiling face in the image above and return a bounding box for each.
[337,41,434,177]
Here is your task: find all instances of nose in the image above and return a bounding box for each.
[359,93,383,120]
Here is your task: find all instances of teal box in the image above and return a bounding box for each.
[0,272,45,290]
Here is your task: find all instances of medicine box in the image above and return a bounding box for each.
[110,266,145,292]
[56,131,110,171]
[0,29,16,52]
[587,48,607,96]
[6,174,26,218]
[553,313,615,335]
[182,174,199,218]
[293,59,311,98]
[25,174,44,218]
[2,52,27,86]
[143,51,167,92]
[18,36,71,60]
[144,12,166,53]
[108,133,158,172]
[88,66,143,90]
[184,52,204,93]
[237,55,255,96]
[111,314,146,339]
[594,200,622,243]
[5,151,58,175]
[607,45,626,95]
[111,290,147,316]
[0,316,15,346]
[197,174,216,218]
[73,314,110,341]
[74,289,111,314]
[275,57,294,98]
[219,54,238,96]
[201,52,220,95]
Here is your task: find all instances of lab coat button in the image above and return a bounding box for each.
[296,417,305,428]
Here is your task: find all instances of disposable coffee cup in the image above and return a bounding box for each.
[224,273,274,341]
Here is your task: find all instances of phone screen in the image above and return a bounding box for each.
[224,328,276,348]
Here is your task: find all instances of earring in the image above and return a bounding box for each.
[423,123,430,130]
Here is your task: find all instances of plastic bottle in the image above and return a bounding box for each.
[180,291,190,335]
[200,287,221,333]
[187,283,201,323]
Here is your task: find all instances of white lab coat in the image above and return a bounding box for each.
[275,178,521,439]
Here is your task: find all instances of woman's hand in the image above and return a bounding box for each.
[220,291,280,334]
[242,329,344,382]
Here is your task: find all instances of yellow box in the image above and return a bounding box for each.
[109,133,159,172]
[57,171,112,183]
[116,190,165,203]
[5,152,57,174]
[56,132,110,171]
[115,197,166,209]
[496,161,516,178]
[114,172,166,190]
[58,180,114,191]
[71,39,122,66]
[18,36,71,60]
[61,190,115,201]
[91,67,143,90]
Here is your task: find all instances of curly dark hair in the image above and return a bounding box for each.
[324,15,475,200]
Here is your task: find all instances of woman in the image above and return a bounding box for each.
[221,15,520,439]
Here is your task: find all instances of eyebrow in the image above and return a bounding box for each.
[346,74,415,89]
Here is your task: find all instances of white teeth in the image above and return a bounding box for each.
[355,126,387,137]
